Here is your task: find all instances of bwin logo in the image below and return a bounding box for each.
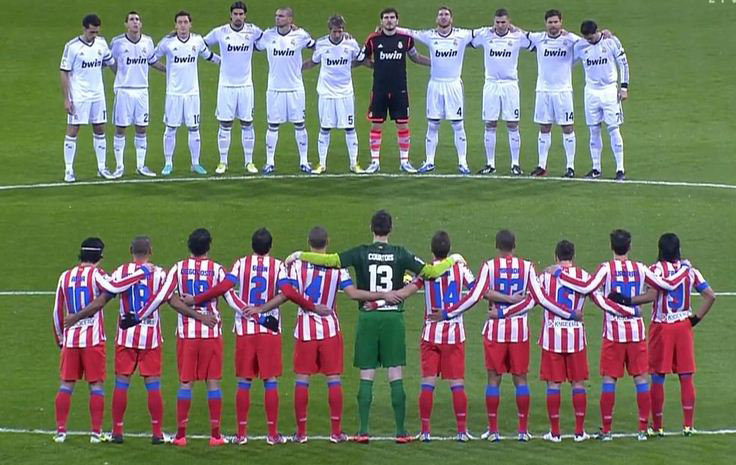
[126,56,148,65]
[379,50,402,60]
[273,48,295,56]
[81,59,103,68]
[227,43,250,52]
[435,49,458,57]
[586,57,608,66]
[326,57,348,66]
[173,55,196,63]
[489,49,512,57]
[543,49,566,57]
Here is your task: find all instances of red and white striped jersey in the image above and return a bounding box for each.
[283,259,353,341]
[230,254,284,336]
[113,262,167,349]
[537,266,588,353]
[413,261,475,344]
[53,264,146,348]
[558,259,688,342]
[138,258,238,339]
[650,260,710,324]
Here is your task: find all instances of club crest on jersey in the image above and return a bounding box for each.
[191,45,196,51]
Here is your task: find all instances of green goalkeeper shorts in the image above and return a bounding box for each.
[353,310,406,369]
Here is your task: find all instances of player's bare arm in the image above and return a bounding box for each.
[60,70,73,114]
[629,287,657,305]
[243,293,288,317]
[690,287,716,326]
[344,285,398,303]
[169,294,217,328]
[485,289,525,304]
[150,60,166,72]
[302,58,318,70]
[64,292,113,328]
[408,48,430,66]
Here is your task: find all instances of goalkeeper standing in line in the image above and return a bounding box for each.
[285,210,463,443]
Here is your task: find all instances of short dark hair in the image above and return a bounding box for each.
[188,228,211,256]
[131,235,152,257]
[545,9,562,21]
[580,20,598,35]
[308,226,329,249]
[437,5,453,16]
[657,233,681,262]
[431,231,451,259]
[327,15,345,30]
[555,240,575,261]
[380,7,399,19]
[371,210,392,236]
[610,229,631,255]
[79,237,104,263]
[495,229,516,252]
[174,10,191,23]
[252,228,273,255]
[231,1,247,13]
[125,11,140,22]
[495,8,509,17]
[82,14,101,29]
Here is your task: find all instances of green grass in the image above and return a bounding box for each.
[0,0,735,464]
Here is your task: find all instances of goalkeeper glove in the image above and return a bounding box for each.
[607,291,632,306]
[120,312,141,329]
[258,315,280,332]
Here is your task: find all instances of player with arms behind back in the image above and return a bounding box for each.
[60,14,116,182]
[303,15,364,174]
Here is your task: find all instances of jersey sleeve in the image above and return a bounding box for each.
[254,30,266,51]
[558,263,607,295]
[338,268,354,290]
[153,39,167,60]
[101,39,114,66]
[692,267,710,293]
[276,261,296,289]
[300,29,315,49]
[146,37,158,63]
[445,262,491,319]
[311,41,324,64]
[337,247,361,269]
[462,263,476,290]
[94,267,146,295]
[204,27,219,46]
[526,31,544,49]
[52,274,66,346]
[137,264,179,319]
[197,37,215,59]
[611,36,630,86]
[470,28,486,48]
[402,248,426,275]
[519,31,532,49]
[60,41,74,71]
[523,267,573,319]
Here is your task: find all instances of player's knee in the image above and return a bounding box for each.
[506,121,518,130]
[188,126,199,132]
[294,122,305,130]
[345,127,355,134]
[320,127,331,134]
[115,126,127,136]
[539,124,552,133]
[451,120,465,132]
[240,120,252,127]
[220,121,233,129]
[607,124,620,135]
[268,123,280,131]
[92,124,105,135]
[561,125,574,135]
[427,120,440,132]
[164,126,177,136]
[486,121,498,129]
[134,125,147,135]
[66,125,80,137]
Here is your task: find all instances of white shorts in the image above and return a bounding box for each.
[318,95,355,129]
[584,86,623,127]
[534,91,575,125]
[216,85,254,122]
[482,81,520,122]
[68,99,107,125]
[426,79,464,120]
[267,90,306,124]
[114,88,149,127]
[164,94,201,127]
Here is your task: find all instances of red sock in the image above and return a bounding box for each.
[600,383,616,433]
[485,385,500,433]
[419,384,434,434]
[679,374,695,428]
[572,388,587,435]
[636,383,651,432]
[546,388,561,436]
[451,385,468,433]
[208,389,222,439]
[651,374,665,430]
[515,385,530,434]
[397,128,410,161]
[327,381,343,435]
[264,381,279,437]
[55,387,72,433]
[176,389,192,439]
[111,383,129,436]
[369,129,382,161]
[145,382,163,437]
[236,381,251,438]
[294,381,309,437]
[89,388,105,434]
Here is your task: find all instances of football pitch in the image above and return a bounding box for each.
[0,0,734,464]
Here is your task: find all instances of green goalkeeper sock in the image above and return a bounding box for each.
[357,379,374,434]
[390,379,407,436]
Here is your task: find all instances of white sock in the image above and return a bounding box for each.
[266,127,278,165]
[63,135,77,171]
[563,131,576,169]
[93,134,107,170]
[346,129,358,166]
[609,126,624,172]
[134,134,147,169]
[113,134,125,169]
[188,129,200,166]
[425,120,440,165]
[163,126,176,165]
[295,126,308,165]
[484,126,497,167]
[452,121,467,167]
[589,125,603,171]
[217,125,231,164]
[242,124,254,164]
[317,129,330,166]
[538,131,551,169]
[508,127,521,167]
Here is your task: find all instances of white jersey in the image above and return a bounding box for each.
[60,36,114,102]
[154,33,214,96]
[472,28,531,82]
[110,34,156,89]
[400,27,473,81]
[528,31,581,92]
[312,35,361,98]
[256,27,315,91]
[204,23,263,87]
[574,35,629,89]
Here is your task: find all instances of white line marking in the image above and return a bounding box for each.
[1,426,735,440]
[2,291,735,297]
[1,173,735,192]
